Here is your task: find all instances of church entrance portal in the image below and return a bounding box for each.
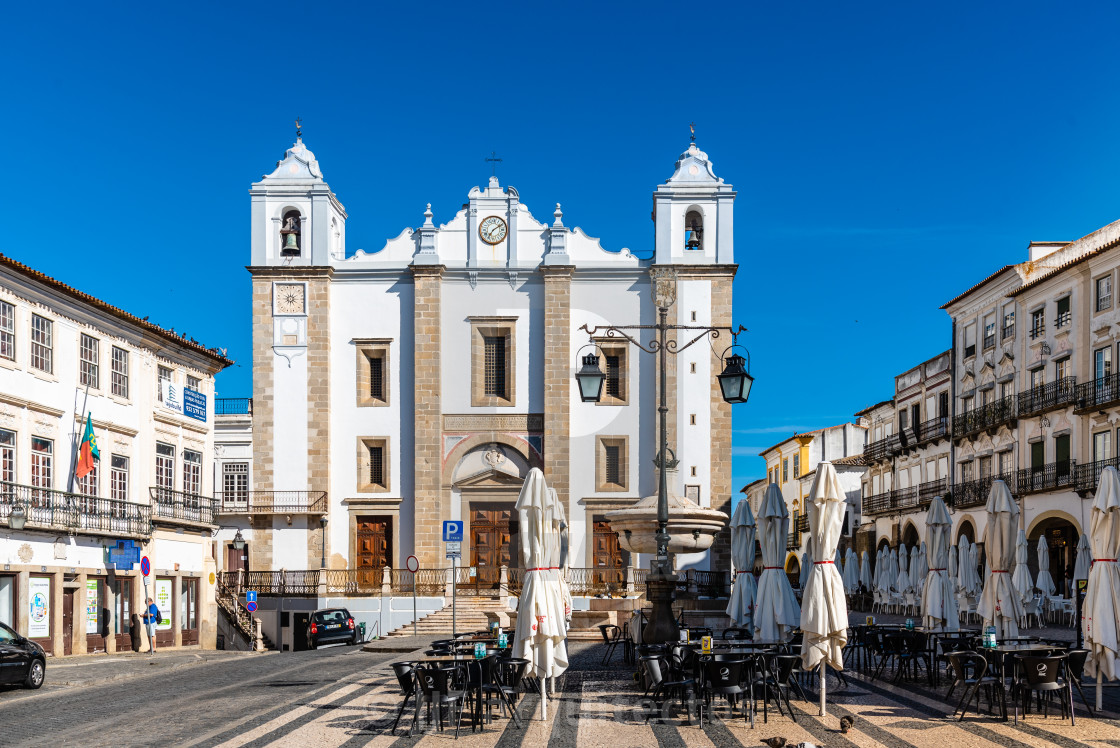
[464,502,519,594]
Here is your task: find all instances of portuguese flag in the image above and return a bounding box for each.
[75,413,100,479]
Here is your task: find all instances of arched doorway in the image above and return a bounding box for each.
[785,554,801,589]
[1027,514,1080,597]
[955,518,976,546]
[901,522,920,550]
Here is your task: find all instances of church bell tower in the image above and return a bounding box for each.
[652,140,735,264]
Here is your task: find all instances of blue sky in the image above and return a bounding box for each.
[4,3,1120,496]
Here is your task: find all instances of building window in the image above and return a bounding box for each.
[998,450,1014,477]
[357,437,391,492]
[182,449,202,495]
[0,429,14,483]
[155,443,174,494]
[1056,296,1071,328]
[1055,357,1070,382]
[960,460,973,483]
[939,391,950,418]
[31,437,52,494]
[222,463,248,503]
[110,455,128,502]
[1002,305,1015,340]
[0,301,13,361]
[596,436,628,492]
[355,341,391,407]
[978,455,992,480]
[157,366,172,402]
[597,344,628,405]
[962,395,973,414]
[793,454,800,478]
[999,380,1013,400]
[30,314,52,374]
[76,462,98,497]
[1096,347,1112,380]
[186,375,201,393]
[782,459,789,482]
[1030,367,1045,390]
[983,315,996,350]
[1098,275,1113,312]
[1030,308,1045,339]
[111,347,129,399]
[899,409,909,430]
[963,324,976,358]
[1094,431,1111,463]
[470,318,516,406]
[80,334,99,389]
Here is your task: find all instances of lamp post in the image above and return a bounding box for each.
[319,515,329,569]
[8,502,27,531]
[577,267,752,642]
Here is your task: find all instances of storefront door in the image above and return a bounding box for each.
[114,578,134,651]
[62,589,75,656]
[227,543,249,574]
[180,578,199,645]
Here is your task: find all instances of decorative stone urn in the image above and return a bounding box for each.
[604,468,728,555]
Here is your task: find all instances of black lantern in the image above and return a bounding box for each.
[718,352,753,404]
[576,353,606,402]
[9,502,27,530]
[232,529,246,551]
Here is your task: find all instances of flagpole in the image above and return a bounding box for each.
[67,383,91,493]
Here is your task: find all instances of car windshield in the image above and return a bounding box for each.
[313,610,348,624]
[0,625,18,643]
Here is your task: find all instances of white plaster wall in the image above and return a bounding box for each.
[3,534,110,568]
[153,536,205,573]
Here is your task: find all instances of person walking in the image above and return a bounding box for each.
[141,597,160,655]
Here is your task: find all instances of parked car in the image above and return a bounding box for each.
[0,622,45,689]
[307,608,358,649]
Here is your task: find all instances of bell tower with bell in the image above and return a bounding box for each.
[250,120,348,266]
[652,127,735,265]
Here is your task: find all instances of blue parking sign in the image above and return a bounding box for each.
[443,521,463,542]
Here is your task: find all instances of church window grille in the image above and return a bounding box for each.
[370,356,384,400]
[484,336,506,397]
[368,446,385,488]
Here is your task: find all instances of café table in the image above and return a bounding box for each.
[984,644,1060,721]
[414,654,521,732]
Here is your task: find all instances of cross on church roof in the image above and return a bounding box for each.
[295,117,303,140]
[486,151,502,177]
[689,122,696,142]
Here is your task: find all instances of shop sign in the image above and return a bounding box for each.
[155,579,173,631]
[28,577,50,638]
[86,579,100,635]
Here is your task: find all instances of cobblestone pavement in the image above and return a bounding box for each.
[4,638,1119,747]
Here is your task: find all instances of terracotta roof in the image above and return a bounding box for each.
[739,477,766,494]
[1009,236,1120,297]
[854,399,893,417]
[939,265,1018,310]
[0,253,233,369]
[831,454,866,467]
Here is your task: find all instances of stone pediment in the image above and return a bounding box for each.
[454,468,526,489]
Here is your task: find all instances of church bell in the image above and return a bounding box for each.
[281,231,300,254]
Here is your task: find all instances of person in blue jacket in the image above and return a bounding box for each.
[140,597,160,655]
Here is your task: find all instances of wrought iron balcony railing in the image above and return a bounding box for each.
[862,478,948,517]
[1018,377,1077,418]
[915,416,950,445]
[863,434,901,463]
[215,397,253,415]
[953,395,1016,439]
[1015,461,1077,495]
[949,474,1017,509]
[1074,457,1120,494]
[148,487,217,526]
[0,481,151,538]
[1075,373,1120,413]
[216,490,327,515]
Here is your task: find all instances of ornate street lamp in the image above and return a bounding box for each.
[576,266,752,643]
[319,515,329,569]
[232,529,246,551]
[9,502,27,530]
[575,351,606,403]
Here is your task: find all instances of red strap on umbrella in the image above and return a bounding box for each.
[763,566,783,570]
[814,560,835,565]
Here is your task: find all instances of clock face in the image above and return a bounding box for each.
[478,216,508,245]
[275,283,305,314]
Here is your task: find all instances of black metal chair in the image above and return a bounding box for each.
[946,651,1005,722]
[1015,655,1074,725]
[389,662,418,735]
[497,657,530,710]
[414,665,469,738]
[598,624,624,665]
[722,627,751,640]
[697,657,751,728]
[871,631,907,682]
[638,654,696,723]
[754,653,799,722]
[1063,649,1095,716]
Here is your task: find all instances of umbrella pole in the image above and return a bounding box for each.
[541,675,547,720]
[819,663,826,717]
[1098,672,1103,712]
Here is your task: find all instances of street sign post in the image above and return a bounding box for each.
[443,522,463,636]
[140,556,151,604]
[406,556,419,637]
[247,601,257,613]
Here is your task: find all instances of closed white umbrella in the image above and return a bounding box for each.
[914,541,929,590]
[922,496,958,631]
[896,544,912,594]
[1012,529,1034,605]
[1084,465,1120,710]
[977,479,1023,639]
[966,539,983,596]
[948,542,959,591]
[887,548,900,593]
[1035,535,1056,598]
[872,548,884,589]
[550,488,573,635]
[726,499,758,630]
[800,548,812,590]
[1074,532,1093,583]
[859,551,872,593]
[843,548,859,594]
[799,462,848,717]
[754,484,801,642]
[512,468,568,719]
[956,538,969,592]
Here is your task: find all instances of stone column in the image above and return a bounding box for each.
[306,275,332,569]
[541,266,574,508]
[412,265,445,568]
[250,275,276,572]
[173,575,183,648]
[105,579,117,653]
[74,571,88,655]
[708,270,736,571]
[51,570,64,657]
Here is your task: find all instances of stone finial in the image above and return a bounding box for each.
[553,203,564,227]
[423,203,434,227]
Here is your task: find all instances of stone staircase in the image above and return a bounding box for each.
[388,597,507,636]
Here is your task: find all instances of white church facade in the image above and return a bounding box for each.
[215,135,739,581]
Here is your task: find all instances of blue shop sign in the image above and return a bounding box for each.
[183,389,207,422]
[108,539,141,571]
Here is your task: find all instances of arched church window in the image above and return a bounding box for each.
[685,209,703,251]
[280,210,302,255]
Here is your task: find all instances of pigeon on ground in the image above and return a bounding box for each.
[840,715,854,733]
